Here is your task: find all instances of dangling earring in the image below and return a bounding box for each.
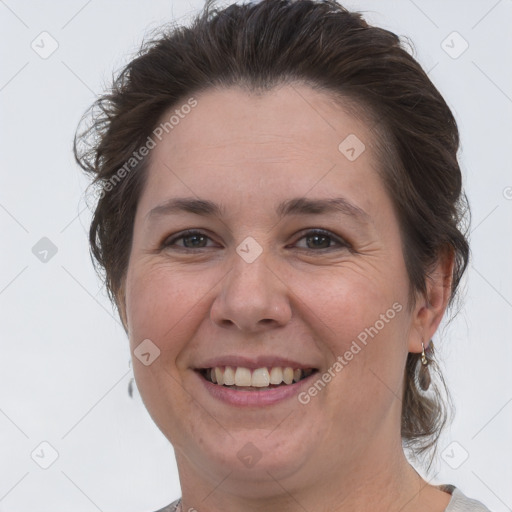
[418,340,432,391]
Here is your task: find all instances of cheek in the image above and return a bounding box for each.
[291,261,410,399]
[125,261,217,439]
[290,258,409,343]
[127,275,173,346]
[125,260,218,357]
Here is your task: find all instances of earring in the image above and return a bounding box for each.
[418,340,432,391]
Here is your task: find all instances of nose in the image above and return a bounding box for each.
[210,248,292,333]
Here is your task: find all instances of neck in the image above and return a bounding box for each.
[175,432,435,512]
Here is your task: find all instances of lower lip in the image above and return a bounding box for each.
[195,371,316,407]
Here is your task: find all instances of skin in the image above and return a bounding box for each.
[120,84,454,512]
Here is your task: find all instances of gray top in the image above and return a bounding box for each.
[442,485,492,512]
[155,485,492,511]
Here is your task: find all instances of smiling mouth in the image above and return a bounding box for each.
[197,366,318,391]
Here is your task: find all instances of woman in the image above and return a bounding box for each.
[74,0,493,510]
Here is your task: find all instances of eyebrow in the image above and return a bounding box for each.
[146,196,370,223]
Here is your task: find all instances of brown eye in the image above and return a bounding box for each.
[162,230,217,250]
[305,233,331,249]
[293,229,349,251]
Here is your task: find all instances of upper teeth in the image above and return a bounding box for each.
[207,366,313,387]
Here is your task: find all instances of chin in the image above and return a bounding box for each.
[180,418,321,486]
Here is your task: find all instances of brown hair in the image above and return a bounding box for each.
[74,0,469,462]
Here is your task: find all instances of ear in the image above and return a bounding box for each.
[116,280,129,334]
[408,247,455,353]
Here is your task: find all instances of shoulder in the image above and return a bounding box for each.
[152,499,180,512]
[442,485,493,512]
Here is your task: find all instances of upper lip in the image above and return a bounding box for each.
[194,356,319,370]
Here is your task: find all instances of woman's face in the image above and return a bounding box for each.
[123,85,425,493]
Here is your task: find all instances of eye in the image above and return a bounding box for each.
[291,229,350,251]
[162,230,218,250]
[161,228,350,252]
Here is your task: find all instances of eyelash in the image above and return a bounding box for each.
[161,228,350,252]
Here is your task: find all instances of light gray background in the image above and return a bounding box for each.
[1,1,510,511]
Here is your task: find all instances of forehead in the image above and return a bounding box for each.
[154,84,373,161]
[138,84,385,219]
